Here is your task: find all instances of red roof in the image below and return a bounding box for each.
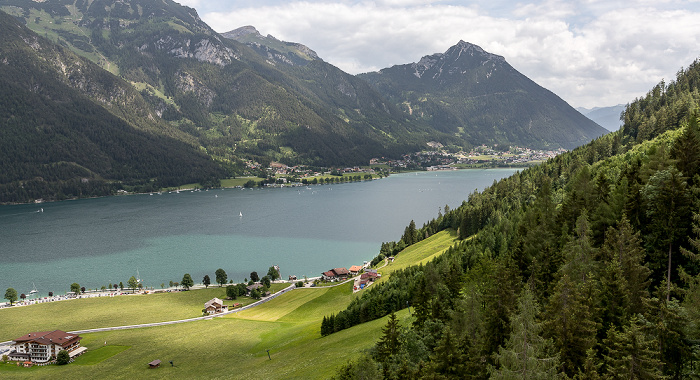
[348,265,363,272]
[322,270,335,277]
[13,330,81,348]
[361,272,379,280]
[332,267,349,275]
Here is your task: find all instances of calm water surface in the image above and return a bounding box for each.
[0,169,517,295]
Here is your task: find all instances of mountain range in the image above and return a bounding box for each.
[577,104,626,131]
[0,0,606,203]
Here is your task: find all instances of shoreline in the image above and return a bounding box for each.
[0,167,524,207]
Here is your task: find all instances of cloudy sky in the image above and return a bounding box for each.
[178,0,700,109]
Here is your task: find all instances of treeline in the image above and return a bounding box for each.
[329,60,700,379]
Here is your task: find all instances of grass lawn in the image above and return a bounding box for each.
[74,345,131,365]
[0,285,289,342]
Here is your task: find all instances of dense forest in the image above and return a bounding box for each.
[326,60,700,379]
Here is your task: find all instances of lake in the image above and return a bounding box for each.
[0,169,518,296]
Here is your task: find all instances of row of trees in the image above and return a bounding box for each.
[3,266,283,305]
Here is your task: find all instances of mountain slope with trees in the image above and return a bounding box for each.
[0,0,433,169]
[359,41,607,149]
[0,11,224,203]
[329,59,700,379]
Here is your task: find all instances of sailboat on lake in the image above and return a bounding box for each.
[28,282,37,295]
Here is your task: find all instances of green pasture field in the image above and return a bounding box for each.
[375,229,458,284]
[1,280,411,379]
[0,285,288,342]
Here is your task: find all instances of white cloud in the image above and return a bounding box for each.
[200,1,700,108]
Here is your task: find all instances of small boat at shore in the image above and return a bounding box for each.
[29,282,37,295]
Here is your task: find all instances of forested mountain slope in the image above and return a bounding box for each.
[359,41,607,149]
[0,0,433,168]
[328,59,700,379]
[0,11,224,203]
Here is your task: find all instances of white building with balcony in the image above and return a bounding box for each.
[8,330,85,363]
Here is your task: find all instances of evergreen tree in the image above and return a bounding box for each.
[559,212,598,284]
[670,113,700,184]
[643,289,692,379]
[490,283,562,380]
[483,257,522,357]
[598,257,630,338]
[202,274,210,288]
[600,215,651,315]
[603,316,664,379]
[402,220,418,246]
[424,328,466,378]
[642,167,691,300]
[543,273,598,377]
[375,312,401,363]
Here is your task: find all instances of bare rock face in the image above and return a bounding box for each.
[165,37,238,67]
[175,70,215,107]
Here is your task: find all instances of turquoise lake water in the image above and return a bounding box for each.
[0,169,518,296]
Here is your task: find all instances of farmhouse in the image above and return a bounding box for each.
[321,267,350,281]
[204,298,228,315]
[348,265,363,275]
[8,330,85,363]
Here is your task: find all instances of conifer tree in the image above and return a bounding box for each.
[600,215,651,315]
[490,283,562,379]
[602,316,663,379]
[642,167,690,300]
[644,287,691,378]
[543,273,598,377]
[670,113,700,184]
[425,329,466,378]
[559,212,598,284]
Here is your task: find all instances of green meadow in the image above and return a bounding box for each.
[376,229,459,284]
[0,284,287,343]
[0,232,451,378]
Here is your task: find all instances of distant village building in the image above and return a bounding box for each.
[204,298,228,315]
[8,330,85,363]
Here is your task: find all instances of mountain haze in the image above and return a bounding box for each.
[577,104,625,131]
[359,41,607,149]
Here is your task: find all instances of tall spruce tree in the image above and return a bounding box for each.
[600,215,651,315]
[543,273,598,377]
[642,167,690,300]
[603,316,664,379]
[490,283,562,379]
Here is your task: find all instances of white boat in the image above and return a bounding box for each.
[239,211,243,217]
[29,283,37,295]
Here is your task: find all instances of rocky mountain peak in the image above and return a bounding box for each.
[222,25,320,63]
[404,41,506,79]
[447,40,505,63]
[222,25,262,40]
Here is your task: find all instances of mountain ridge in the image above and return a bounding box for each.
[359,41,607,149]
